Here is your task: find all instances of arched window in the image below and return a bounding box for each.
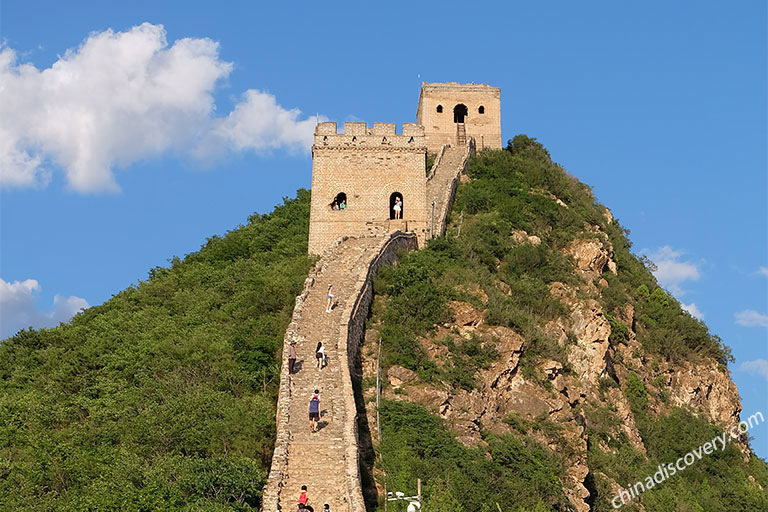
[330,192,347,211]
[478,105,485,114]
[436,105,443,113]
[389,192,403,220]
[453,104,468,123]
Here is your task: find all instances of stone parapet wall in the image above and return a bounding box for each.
[315,122,425,148]
[262,235,353,511]
[263,231,417,511]
[337,231,418,511]
[427,138,475,239]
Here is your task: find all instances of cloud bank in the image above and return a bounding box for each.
[681,302,703,320]
[735,310,768,329]
[0,278,88,339]
[0,23,316,193]
[644,246,700,296]
[741,359,768,382]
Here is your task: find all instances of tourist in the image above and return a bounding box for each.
[323,504,331,512]
[325,285,334,313]
[315,342,326,370]
[308,390,321,432]
[299,485,308,507]
[393,197,402,219]
[339,199,346,210]
[287,340,297,375]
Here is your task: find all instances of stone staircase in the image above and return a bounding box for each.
[456,122,466,145]
[264,232,417,511]
[264,137,473,511]
[426,140,474,238]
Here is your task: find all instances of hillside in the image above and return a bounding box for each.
[2,138,766,512]
[363,137,768,512]
[0,191,312,510]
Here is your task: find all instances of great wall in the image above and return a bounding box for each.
[262,82,501,511]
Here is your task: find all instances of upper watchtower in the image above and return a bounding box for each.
[417,82,501,153]
[307,122,429,255]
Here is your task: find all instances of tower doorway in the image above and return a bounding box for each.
[389,193,403,220]
[453,104,468,123]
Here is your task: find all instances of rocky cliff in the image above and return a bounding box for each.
[361,137,767,512]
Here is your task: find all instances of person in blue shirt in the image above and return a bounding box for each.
[308,389,320,432]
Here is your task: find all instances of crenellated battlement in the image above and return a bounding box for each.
[314,122,425,149]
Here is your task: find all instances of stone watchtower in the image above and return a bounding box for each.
[417,82,501,153]
[307,122,429,255]
[307,82,500,256]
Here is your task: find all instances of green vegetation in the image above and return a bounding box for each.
[379,400,568,512]
[373,136,762,511]
[426,153,436,176]
[586,407,768,511]
[2,132,762,512]
[0,190,313,511]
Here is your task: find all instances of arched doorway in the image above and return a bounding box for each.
[389,192,403,220]
[453,104,468,123]
[330,192,347,211]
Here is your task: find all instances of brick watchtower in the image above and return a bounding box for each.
[307,122,429,255]
[417,82,502,154]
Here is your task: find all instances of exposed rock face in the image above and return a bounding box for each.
[366,223,746,512]
[567,237,617,281]
[666,362,742,427]
[388,365,418,388]
[512,229,542,246]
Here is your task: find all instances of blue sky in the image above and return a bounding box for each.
[1,1,766,456]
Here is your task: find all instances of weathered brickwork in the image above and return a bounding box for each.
[308,122,429,255]
[417,82,502,153]
[307,82,501,256]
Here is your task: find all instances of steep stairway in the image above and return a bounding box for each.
[426,141,473,238]
[265,140,471,511]
[456,122,466,145]
[264,233,417,511]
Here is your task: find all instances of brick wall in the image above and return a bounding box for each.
[416,82,502,153]
[308,122,429,255]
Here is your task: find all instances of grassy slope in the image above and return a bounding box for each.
[0,190,312,511]
[371,137,767,512]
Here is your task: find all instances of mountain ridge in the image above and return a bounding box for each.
[1,138,765,511]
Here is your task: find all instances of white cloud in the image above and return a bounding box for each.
[0,278,88,338]
[644,246,700,296]
[735,310,768,328]
[200,89,318,158]
[741,359,768,382]
[681,302,703,319]
[758,266,768,277]
[0,23,316,193]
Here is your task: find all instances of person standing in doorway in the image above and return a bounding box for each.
[393,196,402,219]
[287,340,297,375]
[325,285,334,313]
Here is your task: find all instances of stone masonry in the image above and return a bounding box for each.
[308,82,500,256]
[417,81,501,153]
[308,122,429,255]
[263,232,418,511]
[265,82,498,510]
